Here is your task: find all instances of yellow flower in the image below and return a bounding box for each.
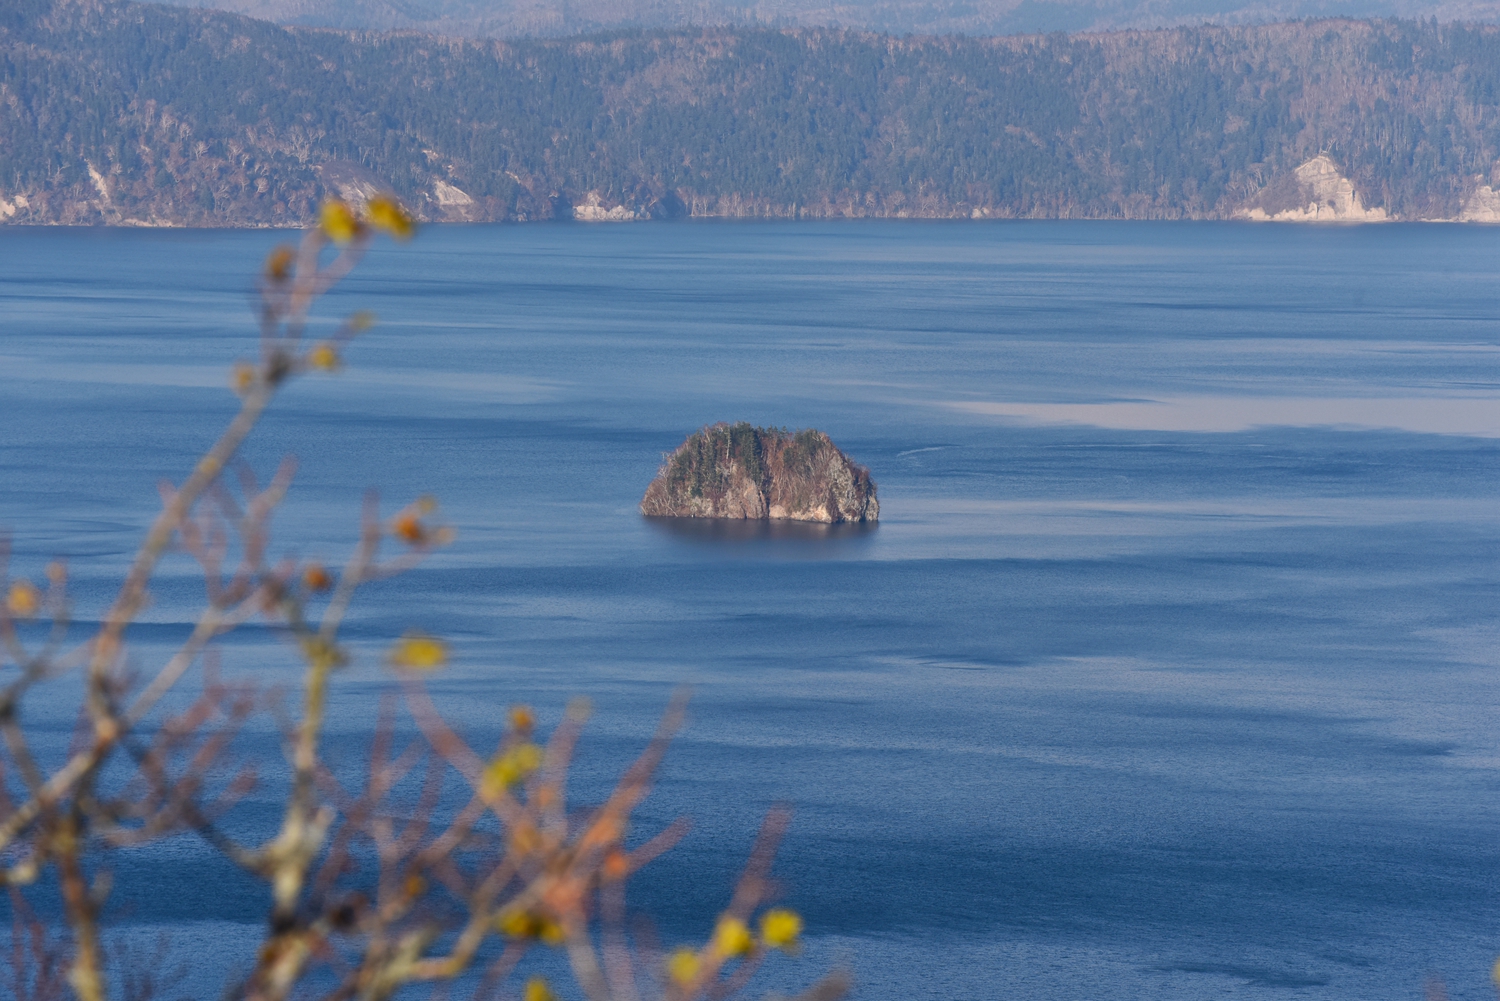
[496,908,537,939]
[496,909,564,946]
[759,909,801,952]
[307,343,339,372]
[264,244,295,280]
[668,947,700,986]
[367,195,416,241]
[389,632,448,671]
[6,580,39,619]
[483,742,543,793]
[712,916,754,957]
[320,199,363,244]
[524,977,557,1001]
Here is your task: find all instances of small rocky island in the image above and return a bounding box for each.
[641,423,878,523]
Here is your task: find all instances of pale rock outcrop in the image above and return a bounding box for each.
[1459,184,1500,222]
[1239,155,1388,223]
[317,160,479,222]
[573,191,640,221]
[642,423,878,523]
[85,161,112,204]
[316,161,386,207]
[429,178,481,221]
[433,180,474,207]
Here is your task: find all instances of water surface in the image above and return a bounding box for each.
[1,220,1498,999]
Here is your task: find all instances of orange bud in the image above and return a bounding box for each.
[584,816,622,847]
[510,704,535,733]
[307,343,339,372]
[265,244,296,280]
[302,564,333,593]
[6,580,39,619]
[392,513,425,544]
[231,362,256,394]
[602,851,630,881]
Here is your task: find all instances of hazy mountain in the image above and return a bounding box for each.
[5,0,1500,226]
[145,0,1500,39]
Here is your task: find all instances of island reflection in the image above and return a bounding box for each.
[643,515,879,548]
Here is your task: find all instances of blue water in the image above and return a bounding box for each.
[1,221,1498,1000]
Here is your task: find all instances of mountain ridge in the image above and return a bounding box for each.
[145,0,1500,41]
[6,2,1500,225]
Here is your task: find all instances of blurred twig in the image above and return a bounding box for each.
[0,196,841,1001]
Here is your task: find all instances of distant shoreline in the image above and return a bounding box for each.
[6,215,1500,232]
[7,10,1500,228]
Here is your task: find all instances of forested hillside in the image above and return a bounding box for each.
[6,0,1500,224]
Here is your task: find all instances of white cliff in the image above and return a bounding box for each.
[1239,155,1388,223]
[573,191,640,221]
[1458,183,1500,222]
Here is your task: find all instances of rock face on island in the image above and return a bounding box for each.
[642,423,878,523]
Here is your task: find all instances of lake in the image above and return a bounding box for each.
[1,220,1498,1000]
